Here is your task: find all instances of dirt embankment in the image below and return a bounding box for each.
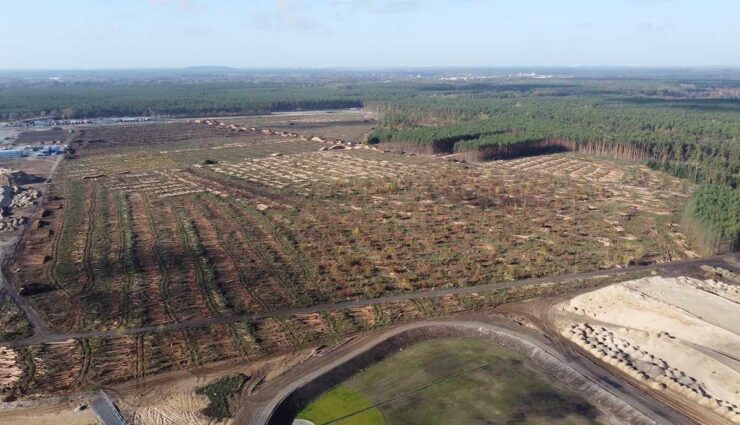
[557,275,740,424]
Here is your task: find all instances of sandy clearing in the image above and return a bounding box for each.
[131,390,209,425]
[564,277,740,358]
[0,348,21,389]
[622,276,740,336]
[558,276,740,423]
[113,349,320,425]
[0,402,99,425]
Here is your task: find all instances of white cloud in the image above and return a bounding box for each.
[250,0,329,33]
[636,21,676,32]
[331,0,422,15]
[148,0,198,12]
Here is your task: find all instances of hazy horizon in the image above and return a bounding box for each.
[3,65,740,72]
[2,0,739,70]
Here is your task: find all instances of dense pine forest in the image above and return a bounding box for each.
[0,83,364,120]
[1,70,738,253]
[684,185,740,253]
[369,97,740,187]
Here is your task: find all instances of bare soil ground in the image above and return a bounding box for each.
[0,155,62,346]
[0,297,30,341]
[554,272,740,423]
[13,128,70,146]
[0,392,99,425]
[0,403,99,425]
[112,350,317,425]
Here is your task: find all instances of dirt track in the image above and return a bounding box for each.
[237,318,698,425]
[2,253,737,349]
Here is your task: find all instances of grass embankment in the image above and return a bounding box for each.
[297,387,385,425]
[684,185,740,254]
[195,373,248,420]
[298,338,598,425]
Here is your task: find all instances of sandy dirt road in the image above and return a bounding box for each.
[4,253,738,349]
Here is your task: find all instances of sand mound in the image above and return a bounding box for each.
[700,266,740,294]
[130,388,210,425]
[560,276,740,423]
[0,347,22,390]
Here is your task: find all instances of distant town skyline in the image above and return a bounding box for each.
[1,0,738,69]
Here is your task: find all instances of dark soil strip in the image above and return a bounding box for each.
[74,338,92,385]
[115,193,134,325]
[47,182,85,330]
[142,196,201,367]
[80,183,97,293]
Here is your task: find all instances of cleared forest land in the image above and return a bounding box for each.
[0,112,701,399]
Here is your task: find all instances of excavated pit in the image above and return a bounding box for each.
[264,322,662,425]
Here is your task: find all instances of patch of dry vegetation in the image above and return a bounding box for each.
[0,296,32,342]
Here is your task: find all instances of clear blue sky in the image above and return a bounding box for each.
[1,0,738,69]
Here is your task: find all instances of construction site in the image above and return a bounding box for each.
[0,110,737,425]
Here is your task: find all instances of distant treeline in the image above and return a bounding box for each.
[0,83,365,120]
[3,77,736,121]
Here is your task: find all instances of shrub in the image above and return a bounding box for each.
[195,374,248,420]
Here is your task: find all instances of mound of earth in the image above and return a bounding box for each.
[10,170,45,185]
[0,168,14,210]
[558,276,740,423]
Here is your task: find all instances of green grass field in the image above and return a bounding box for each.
[297,386,385,425]
[298,338,600,425]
